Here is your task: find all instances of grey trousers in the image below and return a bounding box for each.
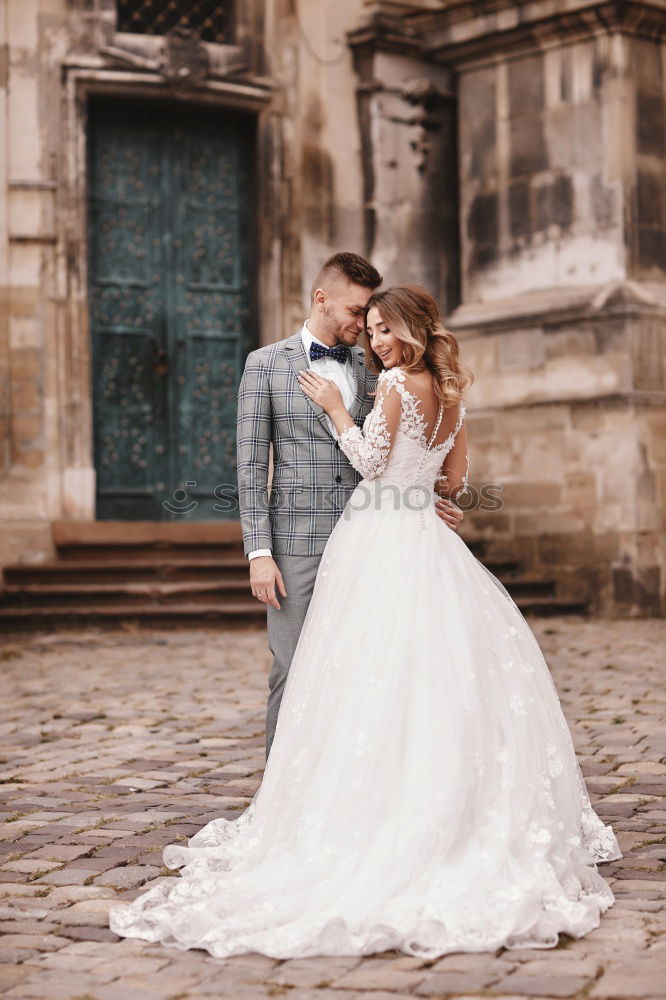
[265,553,323,759]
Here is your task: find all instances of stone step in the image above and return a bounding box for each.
[497,577,556,598]
[5,555,526,585]
[518,596,589,616]
[51,519,244,562]
[0,579,252,606]
[4,557,250,585]
[0,600,266,629]
[0,524,588,627]
[0,592,587,629]
[51,519,244,546]
[55,542,246,561]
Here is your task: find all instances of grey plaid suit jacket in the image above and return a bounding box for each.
[237,332,378,557]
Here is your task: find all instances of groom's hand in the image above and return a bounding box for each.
[250,556,287,610]
[435,498,464,532]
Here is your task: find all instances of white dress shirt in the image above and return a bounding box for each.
[248,322,358,561]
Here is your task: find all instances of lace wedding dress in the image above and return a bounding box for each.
[109,367,620,959]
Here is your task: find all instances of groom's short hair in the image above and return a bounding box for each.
[311,252,382,300]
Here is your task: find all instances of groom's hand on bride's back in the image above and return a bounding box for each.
[435,499,464,532]
[249,557,287,610]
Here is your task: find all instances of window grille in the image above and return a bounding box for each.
[116,0,233,45]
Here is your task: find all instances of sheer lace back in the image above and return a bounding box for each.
[339,367,469,496]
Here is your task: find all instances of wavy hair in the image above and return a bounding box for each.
[364,284,473,407]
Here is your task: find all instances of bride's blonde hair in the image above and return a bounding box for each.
[364,285,473,407]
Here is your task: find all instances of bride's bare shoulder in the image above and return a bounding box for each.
[401,368,436,399]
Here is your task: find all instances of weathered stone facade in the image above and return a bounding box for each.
[0,0,664,614]
[413,2,666,616]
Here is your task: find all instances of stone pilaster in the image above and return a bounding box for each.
[349,5,460,310]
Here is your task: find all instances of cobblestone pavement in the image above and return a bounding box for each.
[0,617,664,1000]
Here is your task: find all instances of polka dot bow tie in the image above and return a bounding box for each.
[309,342,350,364]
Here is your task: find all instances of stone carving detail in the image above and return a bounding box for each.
[160,27,209,87]
[395,78,445,173]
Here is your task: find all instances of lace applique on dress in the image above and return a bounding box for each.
[339,368,465,487]
[338,369,401,480]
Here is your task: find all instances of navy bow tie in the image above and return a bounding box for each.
[309,342,350,364]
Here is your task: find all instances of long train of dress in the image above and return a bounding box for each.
[109,369,621,959]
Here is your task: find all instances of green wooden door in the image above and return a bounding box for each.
[88,101,255,520]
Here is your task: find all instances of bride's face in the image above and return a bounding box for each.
[366,307,403,369]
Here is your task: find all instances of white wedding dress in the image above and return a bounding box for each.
[109,367,621,959]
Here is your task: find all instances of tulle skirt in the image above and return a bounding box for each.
[109,479,621,958]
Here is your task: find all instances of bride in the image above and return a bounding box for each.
[109,284,621,959]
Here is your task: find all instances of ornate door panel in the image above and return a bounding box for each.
[88,101,255,520]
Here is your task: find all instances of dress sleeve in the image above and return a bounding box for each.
[338,370,402,480]
[436,403,470,502]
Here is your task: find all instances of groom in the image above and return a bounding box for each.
[237,252,464,756]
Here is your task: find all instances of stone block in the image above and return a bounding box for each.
[497,328,545,371]
[9,346,41,382]
[590,174,616,229]
[460,66,496,183]
[464,413,497,440]
[8,188,55,238]
[536,174,574,232]
[466,190,499,246]
[268,956,363,989]
[35,868,99,887]
[3,859,61,875]
[570,404,608,432]
[508,53,545,117]
[502,480,562,508]
[636,227,666,274]
[500,404,568,434]
[93,865,161,889]
[488,972,592,996]
[10,414,42,455]
[0,932,70,951]
[591,961,666,997]
[57,924,120,942]
[55,897,119,927]
[545,328,596,360]
[332,962,427,991]
[415,969,500,994]
[484,534,537,566]
[509,114,548,177]
[27,845,95,862]
[637,93,666,158]
[0,966,31,990]
[466,511,511,535]
[637,170,664,227]
[612,566,661,612]
[562,469,598,509]
[509,179,531,239]
[9,378,40,413]
[537,530,619,565]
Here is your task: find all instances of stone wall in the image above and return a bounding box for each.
[0,0,59,566]
[458,298,666,615]
[422,2,666,615]
[0,0,663,614]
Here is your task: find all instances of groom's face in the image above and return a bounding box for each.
[320,280,374,347]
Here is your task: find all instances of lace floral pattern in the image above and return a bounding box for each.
[339,367,467,489]
[338,369,399,480]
